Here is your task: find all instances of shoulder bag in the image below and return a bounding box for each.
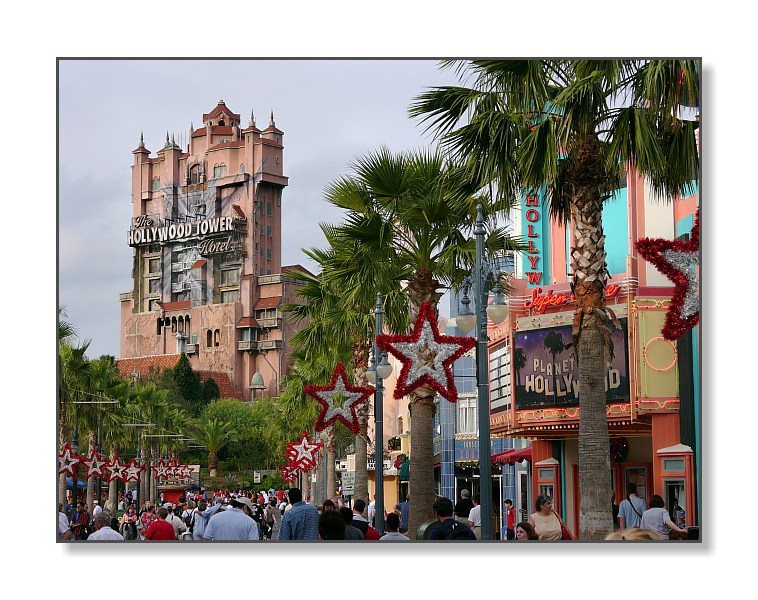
[553,510,573,540]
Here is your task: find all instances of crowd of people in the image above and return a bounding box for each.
[58,481,692,542]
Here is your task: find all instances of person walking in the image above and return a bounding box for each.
[454,490,474,524]
[379,513,409,541]
[191,500,209,540]
[163,503,187,539]
[201,497,259,541]
[618,482,647,529]
[467,494,482,540]
[277,488,319,540]
[394,496,410,535]
[144,507,177,540]
[339,507,365,540]
[120,505,139,540]
[641,495,688,539]
[504,499,517,540]
[71,502,90,540]
[87,511,124,541]
[429,497,476,540]
[528,495,567,540]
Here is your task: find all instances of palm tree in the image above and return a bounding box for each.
[192,418,238,477]
[58,306,77,344]
[514,347,527,389]
[543,330,566,401]
[286,247,408,507]
[324,147,522,534]
[410,59,699,538]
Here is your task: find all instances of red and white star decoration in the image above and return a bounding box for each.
[58,443,84,476]
[286,431,322,472]
[305,362,374,434]
[151,460,169,480]
[636,209,700,340]
[124,458,145,482]
[83,449,108,479]
[104,455,128,482]
[377,301,477,403]
[280,464,299,483]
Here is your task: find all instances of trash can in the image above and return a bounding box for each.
[416,520,441,540]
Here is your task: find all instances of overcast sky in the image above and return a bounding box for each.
[58,59,465,359]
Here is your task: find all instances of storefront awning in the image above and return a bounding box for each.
[491,446,532,465]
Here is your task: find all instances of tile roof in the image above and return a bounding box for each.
[208,140,244,151]
[116,355,244,400]
[236,316,261,328]
[203,103,240,121]
[254,296,282,310]
[283,264,315,277]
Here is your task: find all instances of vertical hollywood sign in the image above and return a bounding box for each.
[525,194,542,285]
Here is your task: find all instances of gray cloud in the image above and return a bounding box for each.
[59,59,460,358]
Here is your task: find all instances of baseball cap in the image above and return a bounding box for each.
[232,496,255,511]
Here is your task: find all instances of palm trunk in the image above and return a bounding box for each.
[567,138,615,539]
[107,444,118,510]
[208,450,218,478]
[140,443,149,508]
[353,339,371,505]
[408,392,436,538]
[86,430,96,509]
[405,273,444,538]
[326,427,337,500]
[58,416,68,506]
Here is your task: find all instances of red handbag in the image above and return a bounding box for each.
[554,511,573,540]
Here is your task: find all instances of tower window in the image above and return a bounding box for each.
[207,330,213,348]
[240,163,245,174]
[151,177,160,192]
[267,249,272,261]
[267,225,272,238]
[213,164,227,178]
[267,202,272,216]
[214,329,220,347]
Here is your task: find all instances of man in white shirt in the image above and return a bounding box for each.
[367,495,376,528]
[58,503,70,540]
[163,503,187,539]
[92,500,102,518]
[87,511,124,541]
[468,494,482,540]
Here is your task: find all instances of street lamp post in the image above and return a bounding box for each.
[456,204,509,540]
[366,292,393,534]
[124,423,156,509]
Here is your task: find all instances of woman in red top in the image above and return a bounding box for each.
[144,508,177,540]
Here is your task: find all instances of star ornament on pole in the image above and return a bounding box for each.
[151,459,168,480]
[124,458,146,483]
[105,455,128,483]
[58,443,84,476]
[280,464,299,483]
[377,301,476,403]
[83,449,108,479]
[305,362,374,434]
[286,431,322,471]
[636,209,700,341]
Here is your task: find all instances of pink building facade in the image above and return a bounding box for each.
[119,100,309,400]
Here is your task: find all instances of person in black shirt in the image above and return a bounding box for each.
[454,489,474,524]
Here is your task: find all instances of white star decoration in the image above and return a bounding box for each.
[305,362,373,434]
[151,460,168,480]
[105,456,128,482]
[377,301,476,403]
[124,459,145,482]
[661,249,699,319]
[83,449,108,479]
[58,443,83,476]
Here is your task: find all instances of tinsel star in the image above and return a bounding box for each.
[377,301,477,403]
[83,449,108,479]
[636,210,700,340]
[286,431,322,471]
[179,465,193,479]
[280,464,298,482]
[124,459,145,482]
[58,443,84,476]
[151,460,168,480]
[305,362,374,434]
[105,455,128,482]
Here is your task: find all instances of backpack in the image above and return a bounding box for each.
[442,520,477,540]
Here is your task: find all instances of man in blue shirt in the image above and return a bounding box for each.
[278,488,319,540]
[394,495,410,534]
[618,482,648,529]
[202,497,259,541]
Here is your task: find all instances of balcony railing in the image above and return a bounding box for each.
[237,340,259,351]
[258,340,282,351]
[257,317,282,329]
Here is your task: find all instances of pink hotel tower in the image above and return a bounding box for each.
[118,100,310,400]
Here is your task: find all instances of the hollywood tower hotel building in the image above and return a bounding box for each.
[488,141,701,535]
[117,100,309,400]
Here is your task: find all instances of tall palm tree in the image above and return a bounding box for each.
[324,147,521,534]
[410,59,699,538]
[514,347,527,388]
[192,418,238,477]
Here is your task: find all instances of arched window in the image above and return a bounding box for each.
[214,329,220,347]
[189,164,201,185]
[207,329,213,348]
[240,163,245,174]
[151,177,160,191]
[213,163,227,179]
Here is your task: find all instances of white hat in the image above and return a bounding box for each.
[232,496,255,511]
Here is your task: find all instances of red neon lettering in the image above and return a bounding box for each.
[526,209,540,222]
[525,195,539,207]
[527,224,539,238]
[528,255,540,269]
[526,271,543,285]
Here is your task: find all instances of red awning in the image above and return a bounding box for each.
[254,296,281,310]
[491,446,532,465]
[236,316,260,328]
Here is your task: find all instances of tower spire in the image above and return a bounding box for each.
[165,132,170,147]
[269,110,275,127]
[249,109,256,128]
[139,132,145,148]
